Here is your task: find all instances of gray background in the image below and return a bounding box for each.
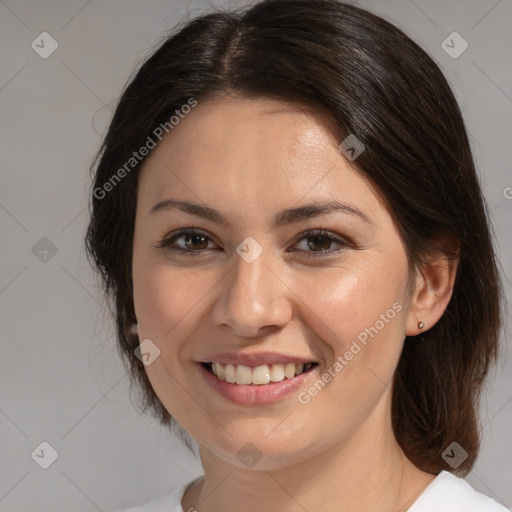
[1,0,511,510]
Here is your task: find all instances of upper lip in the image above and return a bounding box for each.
[197,351,319,367]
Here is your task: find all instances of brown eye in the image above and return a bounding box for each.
[154,228,349,258]
[306,234,335,251]
[291,229,349,258]
[155,229,216,254]
[179,232,210,250]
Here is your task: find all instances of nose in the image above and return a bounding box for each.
[210,246,293,338]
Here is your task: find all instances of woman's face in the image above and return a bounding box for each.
[132,96,415,469]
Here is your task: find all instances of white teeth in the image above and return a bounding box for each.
[284,363,296,379]
[269,363,285,382]
[252,365,271,385]
[224,363,236,383]
[216,363,225,380]
[210,362,314,385]
[235,365,252,385]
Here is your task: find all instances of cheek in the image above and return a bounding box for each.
[133,265,213,339]
[132,264,214,413]
[300,258,407,354]
[290,261,407,436]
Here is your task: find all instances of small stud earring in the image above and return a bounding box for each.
[418,321,424,329]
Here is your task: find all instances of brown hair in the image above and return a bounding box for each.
[84,0,503,474]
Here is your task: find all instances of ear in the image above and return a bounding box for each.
[406,245,459,336]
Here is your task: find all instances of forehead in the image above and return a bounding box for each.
[136,96,382,219]
[141,97,339,172]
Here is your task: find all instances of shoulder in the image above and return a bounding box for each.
[408,471,510,512]
[112,478,197,512]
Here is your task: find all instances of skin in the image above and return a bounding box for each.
[131,96,458,512]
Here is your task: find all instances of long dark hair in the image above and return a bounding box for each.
[84,0,503,474]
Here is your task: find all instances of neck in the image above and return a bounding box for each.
[182,392,435,512]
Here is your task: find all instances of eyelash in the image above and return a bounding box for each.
[153,228,351,258]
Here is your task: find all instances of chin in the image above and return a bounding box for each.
[200,426,322,471]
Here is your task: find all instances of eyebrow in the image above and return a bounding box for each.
[149,198,372,228]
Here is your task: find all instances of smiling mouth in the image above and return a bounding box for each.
[201,361,318,385]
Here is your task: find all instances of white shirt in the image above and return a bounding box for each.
[116,471,510,511]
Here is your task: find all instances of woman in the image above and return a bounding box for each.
[85,0,509,510]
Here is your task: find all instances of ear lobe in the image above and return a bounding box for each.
[406,250,459,336]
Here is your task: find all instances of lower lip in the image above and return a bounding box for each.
[197,363,317,405]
